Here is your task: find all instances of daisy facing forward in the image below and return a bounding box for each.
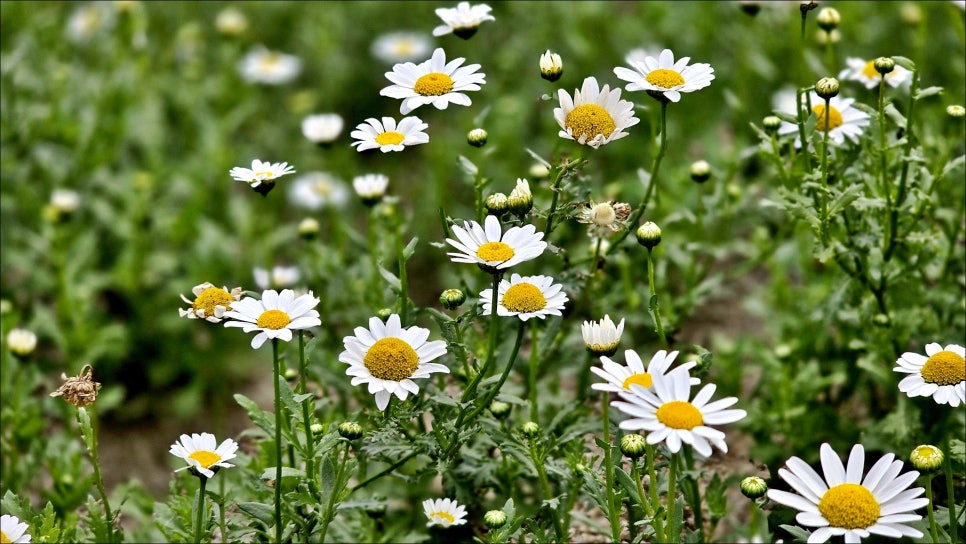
[223,289,321,349]
[423,498,468,527]
[778,92,870,146]
[767,443,927,543]
[839,57,912,90]
[614,48,715,103]
[893,342,965,407]
[229,159,296,196]
[445,214,547,273]
[380,47,486,115]
[554,76,639,149]
[592,349,699,394]
[1,514,31,543]
[350,116,429,153]
[432,2,494,39]
[339,314,448,411]
[480,273,568,321]
[169,432,239,479]
[179,282,242,323]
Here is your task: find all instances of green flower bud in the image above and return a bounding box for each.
[763,115,783,132]
[507,178,533,216]
[539,50,563,82]
[376,308,393,321]
[489,400,512,419]
[873,57,895,75]
[620,434,647,459]
[690,160,711,183]
[7,328,37,358]
[467,128,488,147]
[520,421,541,438]
[284,368,299,381]
[636,221,662,249]
[740,476,768,499]
[298,217,320,240]
[439,289,467,311]
[338,421,364,440]
[485,192,509,215]
[310,423,325,435]
[483,509,508,528]
[909,445,944,473]
[816,7,840,32]
[947,105,966,119]
[815,77,840,100]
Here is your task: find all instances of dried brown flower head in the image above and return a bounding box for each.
[50,364,101,407]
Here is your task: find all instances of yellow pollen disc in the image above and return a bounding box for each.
[818,483,880,530]
[501,283,547,313]
[392,41,415,57]
[375,131,405,146]
[433,512,455,524]
[622,372,653,390]
[812,104,844,132]
[656,400,703,430]
[565,104,616,141]
[645,68,685,89]
[259,53,280,67]
[256,171,275,178]
[476,241,515,262]
[2,531,10,544]
[256,309,291,330]
[921,350,965,386]
[364,337,419,381]
[861,60,879,79]
[188,450,222,469]
[413,72,454,96]
[193,287,234,315]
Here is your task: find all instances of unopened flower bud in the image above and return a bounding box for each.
[484,509,508,528]
[741,476,768,499]
[338,421,364,440]
[947,105,965,119]
[636,221,662,249]
[763,115,782,133]
[284,368,299,381]
[485,192,509,215]
[816,7,840,32]
[439,289,466,310]
[529,163,551,180]
[298,217,320,240]
[901,3,922,25]
[873,57,895,75]
[7,328,37,358]
[507,178,533,216]
[520,421,541,438]
[467,128,488,147]
[489,400,512,419]
[909,445,944,473]
[310,423,324,435]
[815,77,840,99]
[690,160,711,183]
[539,50,563,82]
[376,308,393,321]
[620,434,647,459]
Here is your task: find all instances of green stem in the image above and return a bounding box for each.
[682,447,704,542]
[298,332,317,496]
[666,451,679,543]
[884,68,919,263]
[460,321,525,426]
[528,438,565,540]
[543,158,581,237]
[78,407,115,543]
[923,475,941,544]
[454,273,503,428]
[944,443,960,543]
[646,444,665,542]
[528,321,540,421]
[819,95,832,244]
[349,450,419,492]
[602,394,622,543]
[272,339,283,544]
[195,476,208,544]
[646,248,668,347]
[318,444,351,543]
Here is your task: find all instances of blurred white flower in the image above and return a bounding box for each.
[352,174,390,205]
[288,172,350,210]
[432,2,495,39]
[301,114,344,145]
[839,57,912,90]
[238,46,301,85]
[253,266,301,290]
[215,7,248,36]
[371,31,434,64]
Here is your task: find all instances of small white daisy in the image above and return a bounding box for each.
[893,343,965,407]
[339,314,448,411]
[839,57,913,90]
[380,48,486,115]
[301,113,344,145]
[554,76,639,149]
[480,273,568,321]
[169,432,239,479]
[432,2,495,39]
[238,46,301,85]
[352,174,390,205]
[1,514,30,543]
[581,315,625,356]
[612,368,746,457]
[614,48,715,103]
[767,443,927,543]
[253,266,301,291]
[223,289,321,349]
[179,282,243,323]
[371,31,434,64]
[66,3,109,43]
[777,92,870,146]
[592,349,699,393]
[214,7,248,36]
[350,116,429,153]
[445,214,547,273]
[423,498,468,527]
[288,172,350,211]
[229,159,296,195]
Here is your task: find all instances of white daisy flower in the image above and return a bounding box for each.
[238,46,301,85]
[839,57,912,90]
[371,31,434,64]
[169,432,239,479]
[380,48,486,115]
[612,368,746,457]
[581,315,625,356]
[480,273,569,321]
[50,189,81,214]
[229,159,296,195]
[592,349,700,393]
[445,214,547,273]
[624,47,658,67]
[777,92,870,146]
[253,266,301,291]
[6,328,38,358]
[350,116,429,153]
[339,314,448,411]
[352,174,390,205]
[554,76,639,149]
[66,3,110,43]
[214,7,248,36]
[301,113,344,145]
[614,48,715,103]
[772,85,799,115]
[893,343,965,407]
[423,498,468,527]
[767,443,927,543]
[1,514,30,543]
[288,172,350,211]
[223,289,321,349]
[432,2,495,39]
[179,282,243,323]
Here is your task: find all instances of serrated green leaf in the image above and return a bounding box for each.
[237,502,275,525]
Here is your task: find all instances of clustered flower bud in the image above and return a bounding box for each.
[816,7,840,32]
[909,444,944,473]
[338,421,364,440]
[520,421,541,438]
[690,160,711,183]
[636,221,662,249]
[507,179,533,216]
[310,423,325,435]
[376,308,393,321]
[763,115,783,133]
[620,434,647,459]
[50,364,101,407]
[740,476,769,499]
[485,192,509,215]
[439,288,467,310]
[539,50,563,82]
[489,400,512,419]
[298,217,320,239]
[467,128,488,147]
[483,509,508,528]
[815,77,840,99]
[873,57,896,75]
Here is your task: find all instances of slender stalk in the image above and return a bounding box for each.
[528,321,540,421]
[819,96,832,244]
[195,477,208,544]
[272,339,283,544]
[78,407,115,543]
[460,321,525,425]
[528,438,565,540]
[318,443,351,543]
[590,236,603,276]
[396,216,409,325]
[454,273,503,428]
[646,248,668,347]
[602,394,621,543]
[666,451,679,543]
[645,444,665,542]
[543,158,581,237]
[884,68,919,262]
[349,449,419,492]
[682,447,704,542]
[632,458,654,519]
[921,475,941,544]
[298,332,317,496]
[944,443,960,543]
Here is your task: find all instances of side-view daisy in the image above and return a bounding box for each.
[353,173,390,206]
[612,368,745,457]
[614,48,715,103]
[592,349,699,394]
[253,265,301,290]
[339,314,448,411]
[445,214,547,273]
[554,76,639,149]
[423,498,468,527]
[480,273,568,321]
[350,116,429,153]
[229,159,296,196]
[223,289,321,349]
[179,282,243,323]
[1,514,30,543]
[839,57,912,90]
[432,2,494,39]
[581,315,625,356]
[777,92,870,146]
[380,47,486,115]
[237,45,301,85]
[301,113,344,145]
[767,443,927,543]
[169,432,239,479]
[893,342,965,407]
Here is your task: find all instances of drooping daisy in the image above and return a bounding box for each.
[593,349,700,393]
[179,282,243,323]
[839,57,912,90]
[288,172,350,211]
[169,432,239,479]
[253,265,301,290]
[777,92,870,146]
[301,113,344,145]
[339,314,448,411]
[432,2,494,39]
[380,48,486,115]
[581,315,625,356]
[612,368,746,457]
[0,514,30,543]
[238,46,301,85]
[480,273,568,321]
[445,214,547,273]
[614,48,715,103]
[350,116,429,153]
[554,76,639,149]
[767,443,927,543]
[423,498,468,527]
[223,289,321,349]
[352,174,390,206]
[893,343,965,407]
[577,200,631,236]
[371,31,434,64]
[229,159,296,195]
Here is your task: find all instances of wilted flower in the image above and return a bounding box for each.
[179,282,243,323]
[578,200,631,236]
[50,364,101,408]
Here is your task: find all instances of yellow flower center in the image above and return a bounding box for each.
[656,400,703,430]
[188,450,222,469]
[192,287,234,316]
[818,483,881,530]
[1,530,10,543]
[590,202,617,226]
[501,283,547,314]
[645,68,685,89]
[431,511,455,524]
[256,309,292,330]
[392,40,415,57]
[565,104,616,141]
[921,350,965,386]
[414,72,454,96]
[812,104,844,132]
[364,337,419,381]
[622,372,653,390]
[861,60,879,80]
[258,53,280,68]
[476,241,515,262]
[256,171,275,179]
[375,131,406,146]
